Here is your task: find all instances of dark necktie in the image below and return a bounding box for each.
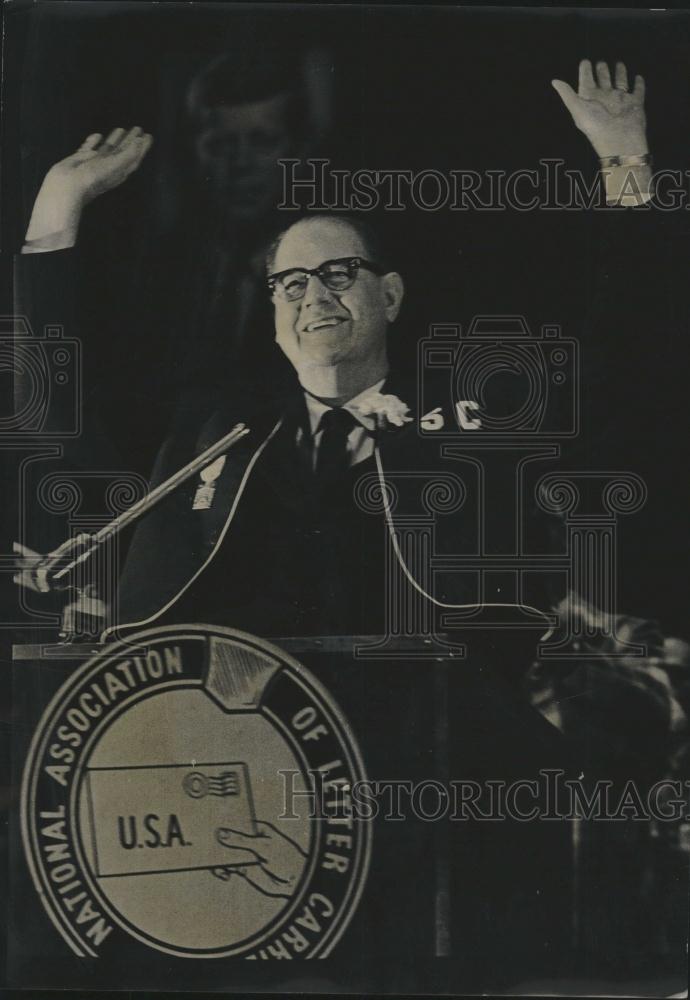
[314,407,357,484]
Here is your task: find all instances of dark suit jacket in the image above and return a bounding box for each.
[13,221,685,985]
[108,370,580,983]
[111,369,560,642]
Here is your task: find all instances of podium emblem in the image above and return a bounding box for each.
[21,625,371,961]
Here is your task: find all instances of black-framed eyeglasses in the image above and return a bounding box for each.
[267,257,385,302]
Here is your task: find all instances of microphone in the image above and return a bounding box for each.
[28,423,250,592]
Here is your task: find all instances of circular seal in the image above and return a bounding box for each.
[21,625,371,960]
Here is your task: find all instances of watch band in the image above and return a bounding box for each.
[599,153,652,169]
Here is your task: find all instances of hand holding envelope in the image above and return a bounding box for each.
[212,822,308,900]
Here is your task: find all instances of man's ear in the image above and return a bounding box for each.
[381,272,404,323]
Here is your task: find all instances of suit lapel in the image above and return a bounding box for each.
[192,387,309,550]
[376,373,421,473]
[253,391,314,512]
[191,374,421,552]
[196,432,260,549]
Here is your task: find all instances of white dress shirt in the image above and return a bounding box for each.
[297,378,386,471]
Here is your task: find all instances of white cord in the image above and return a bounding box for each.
[102,418,284,642]
[104,424,554,644]
[373,445,555,642]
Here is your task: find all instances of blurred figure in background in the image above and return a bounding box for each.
[151,40,334,391]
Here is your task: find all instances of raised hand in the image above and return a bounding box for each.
[24,126,153,249]
[42,127,152,206]
[552,60,647,158]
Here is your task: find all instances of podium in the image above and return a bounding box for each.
[8,626,580,993]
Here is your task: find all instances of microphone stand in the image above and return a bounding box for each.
[26,423,250,633]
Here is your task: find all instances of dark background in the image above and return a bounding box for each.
[3,2,689,635]
[1,4,689,996]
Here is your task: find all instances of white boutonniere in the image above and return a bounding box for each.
[353,390,413,431]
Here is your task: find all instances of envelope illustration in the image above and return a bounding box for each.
[84,762,257,877]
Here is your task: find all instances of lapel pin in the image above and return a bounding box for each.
[192,455,227,510]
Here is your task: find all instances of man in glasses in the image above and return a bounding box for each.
[267,219,404,455]
[12,60,684,984]
[13,56,677,662]
[113,210,416,637]
[14,56,657,634]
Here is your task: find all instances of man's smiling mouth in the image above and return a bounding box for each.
[303,317,347,333]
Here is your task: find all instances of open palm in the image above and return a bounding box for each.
[552,60,647,158]
[44,126,153,206]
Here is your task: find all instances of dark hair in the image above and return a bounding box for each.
[188,49,297,117]
[265,214,396,276]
